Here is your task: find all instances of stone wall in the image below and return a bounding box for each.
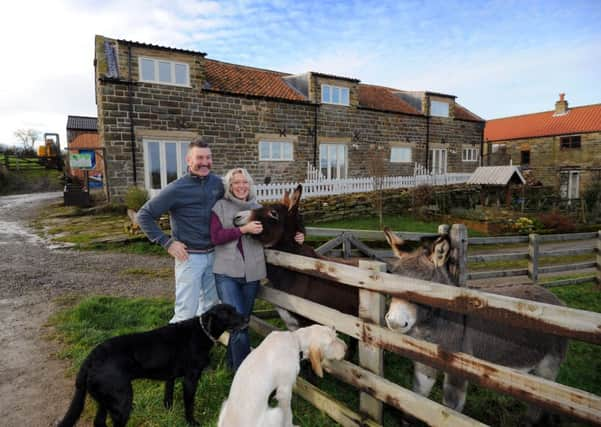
[95,37,484,201]
[489,132,601,192]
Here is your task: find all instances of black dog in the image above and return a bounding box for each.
[58,303,246,427]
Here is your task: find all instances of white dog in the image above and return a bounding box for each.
[217,325,347,427]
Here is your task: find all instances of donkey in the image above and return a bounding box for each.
[383,228,568,425]
[233,185,359,338]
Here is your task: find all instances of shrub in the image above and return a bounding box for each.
[536,211,576,233]
[512,217,535,234]
[124,186,149,211]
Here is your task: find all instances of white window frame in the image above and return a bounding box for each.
[321,84,350,106]
[390,146,412,163]
[430,100,449,117]
[429,148,447,174]
[568,170,580,200]
[258,140,294,161]
[319,143,348,179]
[143,139,190,197]
[138,56,190,87]
[462,147,479,162]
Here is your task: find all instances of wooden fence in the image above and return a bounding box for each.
[245,225,601,426]
[305,227,601,288]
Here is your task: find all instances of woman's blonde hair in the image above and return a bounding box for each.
[223,167,256,201]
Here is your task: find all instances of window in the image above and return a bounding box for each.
[321,84,350,106]
[430,100,449,117]
[521,150,530,166]
[138,57,190,86]
[560,170,580,200]
[320,143,347,179]
[390,147,412,163]
[462,147,479,162]
[429,148,447,174]
[258,140,293,161]
[560,135,581,149]
[144,139,190,196]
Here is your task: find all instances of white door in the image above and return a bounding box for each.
[429,148,447,174]
[144,140,189,197]
[319,143,347,179]
[568,171,580,200]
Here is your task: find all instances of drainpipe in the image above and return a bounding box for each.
[127,45,137,184]
[312,103,318,167]
[479,123,485,166]
[424,114,430,170]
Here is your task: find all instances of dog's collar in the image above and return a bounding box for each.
[199,316,219,345]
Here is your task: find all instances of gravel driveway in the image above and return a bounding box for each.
[0,192,173,427]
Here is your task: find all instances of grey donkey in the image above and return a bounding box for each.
[382,228,568,425]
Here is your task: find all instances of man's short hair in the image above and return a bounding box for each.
[188,138,209,150]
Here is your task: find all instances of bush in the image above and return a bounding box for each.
[536,211,576,233]
[124,186,149,211]
[512,217,535,234]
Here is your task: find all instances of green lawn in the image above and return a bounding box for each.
[51,281,600,426]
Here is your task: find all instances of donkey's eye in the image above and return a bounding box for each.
[269,210,279,220]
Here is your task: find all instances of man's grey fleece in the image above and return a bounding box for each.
[137,173,224,251]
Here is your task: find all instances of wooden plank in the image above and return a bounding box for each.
[528,233,539,284]
[265,250,601,344]
[324,359,486,427]
[538,262,596,274]
[294,377,381,427]
[468,252,528,262]
[597,230,601,286]
[540,247,595,257]
[449,224,468,287]
[314,234,345,255]
[342,233,353,259]
[543,276,596,288]
[306,227,433,242]
[348,234,387,261]
[467,268,528,280]
[469,235,529,245]
[358,260,387,423]
[538,232,597,242]
[258,286,601,426]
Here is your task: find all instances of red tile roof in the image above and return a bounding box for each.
[484,103,601,141]
[203,59,483,120]
[203,59,307,102]
[358,85,421,115]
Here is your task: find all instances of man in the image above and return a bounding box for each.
[137,139,224,323]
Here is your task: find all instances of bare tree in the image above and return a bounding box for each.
[14,128,40,151]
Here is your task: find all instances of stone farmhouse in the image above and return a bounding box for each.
[484,94,601,200]
[94,35,484,201]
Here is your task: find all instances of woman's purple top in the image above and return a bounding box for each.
[210,212,244,255]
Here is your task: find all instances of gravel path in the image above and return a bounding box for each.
[0,192,173,427]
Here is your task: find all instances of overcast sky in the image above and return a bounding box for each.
[1,0,599,148]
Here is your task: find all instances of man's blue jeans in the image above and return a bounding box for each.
[171,252,219,323]
[214,274,259,371]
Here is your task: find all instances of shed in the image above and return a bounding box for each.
[467,166,525,206]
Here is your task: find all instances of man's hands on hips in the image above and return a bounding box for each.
[168,240,189,261]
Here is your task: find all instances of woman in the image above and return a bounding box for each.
[211,167,303,371]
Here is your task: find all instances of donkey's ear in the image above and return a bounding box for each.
[289,185,302,212]
[282,190,291,207]
[383,227,408,259]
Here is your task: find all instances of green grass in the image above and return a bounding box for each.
[51,282,601,427]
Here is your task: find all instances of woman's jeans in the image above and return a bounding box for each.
[214,274,259,371]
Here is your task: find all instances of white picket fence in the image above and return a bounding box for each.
[256,173,471,202]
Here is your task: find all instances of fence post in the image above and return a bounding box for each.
[596,230,601,286]
[528,233,539,284]
[449,224,468,287]
[357,260,386,423]
[342,232,352,259]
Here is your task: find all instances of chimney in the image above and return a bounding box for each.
[554,93,568,116]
